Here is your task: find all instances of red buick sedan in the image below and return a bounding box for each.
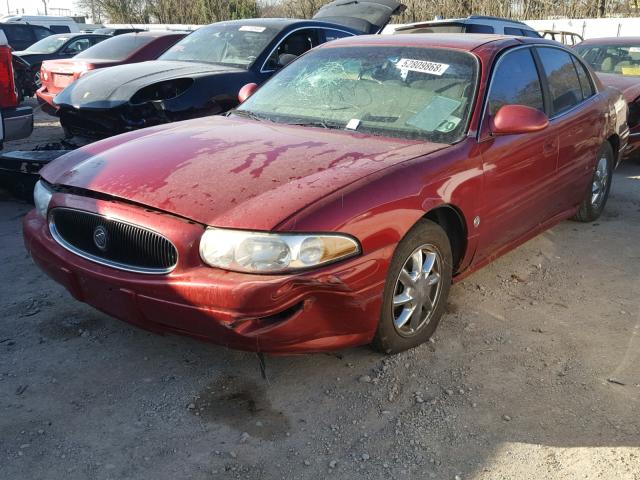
[24,34,628,354]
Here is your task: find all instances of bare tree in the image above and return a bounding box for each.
[73,0,639,25]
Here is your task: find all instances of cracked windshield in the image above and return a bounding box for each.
[239,46,477,143]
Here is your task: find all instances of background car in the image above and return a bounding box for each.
[13,33,110,91]
[0,30,33,149]
[575,37,640,158]
[92,27,146,36]
[0,23,52,50]
[539,29,583,45]
[36,31,186,115]
[50,0,405,139]
[0,14,79,34]
[23,34,625,355]
[393,15,541,36]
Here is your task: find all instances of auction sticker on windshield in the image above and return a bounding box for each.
[396,58,449,76]
[239,26,266,32]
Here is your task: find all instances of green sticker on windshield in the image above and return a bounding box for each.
[436,115,461,133]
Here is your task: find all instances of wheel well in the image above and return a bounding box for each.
[424,206,467,273]
[607,134,619,157]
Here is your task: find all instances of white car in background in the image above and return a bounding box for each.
[0,30,33,149]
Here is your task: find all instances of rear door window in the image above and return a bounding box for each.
[465,24,494,34]
[3,25,33,44]
[571,56,595,99]
[487,47,544,115]
[50,25,71,34]
[523,30,541,38]
[33,26,51,40]
[504,27,524,36]
[536,47,584,115]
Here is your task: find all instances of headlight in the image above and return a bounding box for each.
[33,180,53,218]
[199,228,361,273]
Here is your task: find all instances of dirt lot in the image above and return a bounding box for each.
[1,104,639,480]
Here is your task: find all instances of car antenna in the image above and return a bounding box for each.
[256,352,268,382]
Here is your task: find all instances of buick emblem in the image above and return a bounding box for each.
[93,225,108,252]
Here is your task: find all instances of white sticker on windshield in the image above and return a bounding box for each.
[395,58,449,76]
[239,26,266,32]
[346,119,361,130]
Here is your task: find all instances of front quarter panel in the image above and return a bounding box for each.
[276,138,483,274]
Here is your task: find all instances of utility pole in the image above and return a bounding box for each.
[6,0,9,16]
[42,0,48,15]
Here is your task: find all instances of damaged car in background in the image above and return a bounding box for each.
[51,0,405,139]
[575,37,640,159]
[37,31,187,116]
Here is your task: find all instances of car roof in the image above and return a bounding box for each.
[318,33,558,52]
[202,17,361,32]
[396,15,534,31]
[578,36,640,45]
[45,33,105,39]
[119,30,187,38]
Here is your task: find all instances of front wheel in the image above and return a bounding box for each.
[372,219,452,354]
[573,142,614,222]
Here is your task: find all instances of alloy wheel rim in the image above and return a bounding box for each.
[392,244,443,337]
[591,155,609,208]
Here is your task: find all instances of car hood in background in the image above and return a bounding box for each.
[41,115,447,230]
[596,72,640,103]
[53,60,245,110]
[313,0,406,34]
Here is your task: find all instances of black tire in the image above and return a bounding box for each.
[372,219,453,354]
[573,142,614,223]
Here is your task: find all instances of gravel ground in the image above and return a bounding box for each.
[1,103,639,480]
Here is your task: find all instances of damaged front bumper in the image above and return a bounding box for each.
[23,194,388,353]
[58,103,172,139]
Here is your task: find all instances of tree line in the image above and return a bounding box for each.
[77,0,640,25]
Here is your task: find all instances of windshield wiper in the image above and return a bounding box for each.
[228,109,265,122]
[285,120,343,130]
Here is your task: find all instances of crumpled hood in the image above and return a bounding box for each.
[53,60,244,109]
[41,115,447,230]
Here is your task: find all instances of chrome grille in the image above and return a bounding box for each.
[49,208,177,274]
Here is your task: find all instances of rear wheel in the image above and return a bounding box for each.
[573,142,614,222]
[372,219,452,354]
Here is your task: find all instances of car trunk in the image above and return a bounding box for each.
[42,58,115,94]
[312,0,406,34]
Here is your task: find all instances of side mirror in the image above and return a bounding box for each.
[277,53,297,68]
[490,104,549,135]
[238,83,258,103]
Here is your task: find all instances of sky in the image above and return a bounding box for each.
[4,0,79,17]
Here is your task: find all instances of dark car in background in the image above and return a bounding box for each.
[0,23,52,50]
[13,33,110,90]
[51,0,405,139]
[37,31,186,116]
[576,37,640,158]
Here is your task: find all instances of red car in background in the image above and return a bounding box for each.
[36,31,186,114]
[24,34,627,354]
[575,37,640,158]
